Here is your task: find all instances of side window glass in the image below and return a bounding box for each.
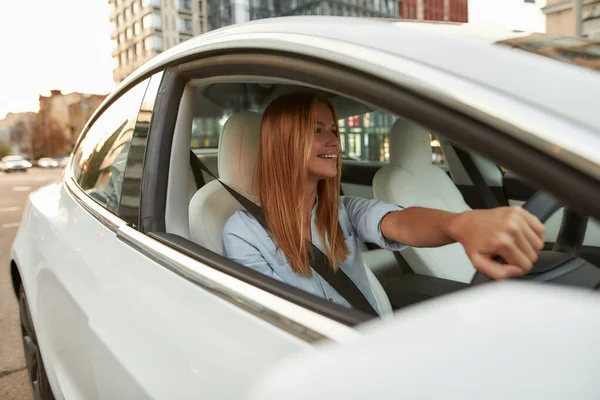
[71,78,150,214]
[119,71,164,226]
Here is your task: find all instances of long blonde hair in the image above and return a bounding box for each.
[255,92,348,276]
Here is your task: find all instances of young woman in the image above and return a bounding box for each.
[222,92,545,315]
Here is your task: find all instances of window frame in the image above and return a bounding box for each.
[136,49,600,326]
[66,72,163,228]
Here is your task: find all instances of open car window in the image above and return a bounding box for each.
[155,77,600,321]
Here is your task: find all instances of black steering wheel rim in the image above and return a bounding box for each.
[470,191,572,284]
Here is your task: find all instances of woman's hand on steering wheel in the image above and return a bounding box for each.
[449,206,546,280]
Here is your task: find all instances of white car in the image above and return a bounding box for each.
[1,154,32,172]
[37,157,60,168]
[10,18,600,400]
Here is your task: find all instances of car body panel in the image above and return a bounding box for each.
[11,177,354,399]
[243,282,600,400]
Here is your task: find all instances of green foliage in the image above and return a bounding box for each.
[0,141,12,158]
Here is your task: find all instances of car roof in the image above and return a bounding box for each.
[121,17,599,127]
[109,17,600,177]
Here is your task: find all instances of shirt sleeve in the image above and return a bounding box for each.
[222,211,285,283]
[341,196,406,251]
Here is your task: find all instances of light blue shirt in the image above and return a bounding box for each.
[222,196,405,315]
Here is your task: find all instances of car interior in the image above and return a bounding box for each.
[157,78,600,319]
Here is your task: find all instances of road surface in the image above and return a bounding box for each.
[0,168,63,400]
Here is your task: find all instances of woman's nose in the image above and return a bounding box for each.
[325,132,340,147]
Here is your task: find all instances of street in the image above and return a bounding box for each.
[0,168,62,400]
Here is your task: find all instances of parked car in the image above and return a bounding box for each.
[57,156,70,168]
[37,157,60,168]
[0,154,32,172]
[10,18,600,400]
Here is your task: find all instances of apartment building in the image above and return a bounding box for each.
[543,0,600,38]
[109,0,398,83]
[205,0,398,30]
[109,0,207,83]
[400,0,468,22]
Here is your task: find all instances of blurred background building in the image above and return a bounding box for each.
[543,0,600,38]
[0,91,107,159]
[108,0,403,84]
[400,0,468,22]
[109,0,206,83]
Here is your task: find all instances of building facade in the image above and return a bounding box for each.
[400,0,468,22]
[543,0,600,38]
[206,0,397,30]
[109,0,207,83]
[109,0,399,83]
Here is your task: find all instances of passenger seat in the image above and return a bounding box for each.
[373,117,476,283]
[188,150,219,201]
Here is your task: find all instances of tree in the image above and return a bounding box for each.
[34,111,71,158]
[9,119,35,158]
[0,141,11,158]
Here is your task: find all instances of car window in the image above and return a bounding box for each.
[71,77,151,215]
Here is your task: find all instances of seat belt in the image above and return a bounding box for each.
[192,157,379,317]
[189,151,206,189]
[453,146,501,209]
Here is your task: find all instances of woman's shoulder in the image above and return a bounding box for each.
[223,209,265,238]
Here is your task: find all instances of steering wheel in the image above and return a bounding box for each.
[471,191,589,284]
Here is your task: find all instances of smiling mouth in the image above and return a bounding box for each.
[317,154,338,159]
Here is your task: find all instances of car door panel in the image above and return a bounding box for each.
[30,178,317,399]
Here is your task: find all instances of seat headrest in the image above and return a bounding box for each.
[389,117,432,174]
[217,111,262,196]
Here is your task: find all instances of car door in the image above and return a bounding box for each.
[29,73,162,399]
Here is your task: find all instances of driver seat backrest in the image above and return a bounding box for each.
[188,112,393,316]
[372,117,476,283]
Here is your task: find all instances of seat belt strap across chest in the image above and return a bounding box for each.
[189,152,379,317]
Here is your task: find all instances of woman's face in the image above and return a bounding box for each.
[307,101,340,182]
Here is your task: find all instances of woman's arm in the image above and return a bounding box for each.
[381,206,545,279]
[380,207,457,247]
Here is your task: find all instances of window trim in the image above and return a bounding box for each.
[138,50,600,328]
[68,80,150,215]
[72,48,600,336]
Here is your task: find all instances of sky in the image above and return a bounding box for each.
[469,0,547,33]
[0,0,549,120]
[0,0,116,119]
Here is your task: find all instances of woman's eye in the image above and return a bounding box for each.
[315,128,322,134]
[332,130,338,136]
